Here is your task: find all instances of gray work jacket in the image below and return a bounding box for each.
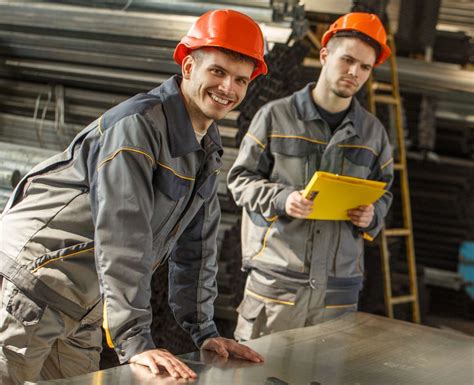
[0,76,221,363]
[228,83,394,298]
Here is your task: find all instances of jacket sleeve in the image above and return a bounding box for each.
[362,123,394,239]
[167,182,220,347]
[89,114,158,364]
[227,106,293,219]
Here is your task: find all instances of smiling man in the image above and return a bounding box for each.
[228,13,394,340]
[0,9,266,384]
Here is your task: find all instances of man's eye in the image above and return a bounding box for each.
[211,69,223,75]
[237,79,248,86]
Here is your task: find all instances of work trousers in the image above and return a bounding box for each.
[235,272,359,341]
[0,280,102,385]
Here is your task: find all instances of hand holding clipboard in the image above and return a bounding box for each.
[301,171,387,220]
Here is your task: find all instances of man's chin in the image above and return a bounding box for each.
[333,89,354,99]
[204,107,232,121]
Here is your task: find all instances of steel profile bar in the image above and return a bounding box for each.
[44,0,273,9]
[0,44,179,73]
[0,2,292,44]
[0,167,21,189]
[0,3,193,43]
[113,1,275,23]
[0,141,60,165]
[0,31,176,62]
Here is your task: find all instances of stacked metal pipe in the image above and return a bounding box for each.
[237,40,311,141]
[30,0,303,23]
[438,0,474,40]
[0,1,297,92]
[406,154,474,271]
[0,141,58,210]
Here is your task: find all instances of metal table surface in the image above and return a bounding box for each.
[29,312,474,385]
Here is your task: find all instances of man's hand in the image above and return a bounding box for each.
[129,348,197,379]
[285,191,313,218]
[347,204,374,228]
[201,337,264,363]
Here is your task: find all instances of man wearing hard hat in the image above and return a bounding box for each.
[0,10,266,383]
[228,13,394,340]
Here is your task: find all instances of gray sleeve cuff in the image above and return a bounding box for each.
[360,205,381,238]
[116,331,156,364]
[190,321,220,348]
[273,188,293,216]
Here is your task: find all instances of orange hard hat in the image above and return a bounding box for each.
[321,12,391,66]
[173,9,268,80]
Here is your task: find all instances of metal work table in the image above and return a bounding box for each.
[29,312,474,385]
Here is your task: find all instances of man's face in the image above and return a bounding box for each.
[320,37,376,98]
[182,48,254,123]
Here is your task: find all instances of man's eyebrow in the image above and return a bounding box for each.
[209,64,227,71]
[342,54,373,68]
[209,64,251,81]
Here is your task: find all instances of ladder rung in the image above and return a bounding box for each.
[372,82,393,92]
[384,228,411,237]
[389,295,416,305]
[374,94,399,105]
[394,163,404,170]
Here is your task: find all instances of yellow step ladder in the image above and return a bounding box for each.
[366,34,421,323]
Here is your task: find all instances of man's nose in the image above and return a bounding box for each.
[218,76,233,93]
[347,64,359,77]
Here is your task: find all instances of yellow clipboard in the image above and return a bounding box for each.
[302,171,387,220]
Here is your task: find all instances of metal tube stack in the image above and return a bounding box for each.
[0,141,58,209]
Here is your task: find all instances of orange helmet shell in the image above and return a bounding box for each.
[321,12,392,66]
[174,9,268,80]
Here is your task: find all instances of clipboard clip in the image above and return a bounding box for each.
[306,191,319,201]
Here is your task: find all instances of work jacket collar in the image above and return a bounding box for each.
[150,75,222,158]
[293,82,366,137]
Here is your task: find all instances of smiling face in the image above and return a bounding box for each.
[180,48,254,132]
[320,37,376,99]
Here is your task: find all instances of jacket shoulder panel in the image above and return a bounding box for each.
[101,93,162,132]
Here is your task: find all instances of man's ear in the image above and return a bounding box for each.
[320,47,329,66]
[182,55,195,80]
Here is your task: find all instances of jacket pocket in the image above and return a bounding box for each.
[237,295,265,322]
[152,167,191,234]
[154,163,192,200]
[246,277,297,306]
[324,276,362,321]
[29,241,95,274]
[1,284,47,355]
[197,172,217,200]
[6,288,46,327]
[334,222,365,276]
[236,277,298,340]
[28,241,99,309]
[241,210,274,264]
[342,146,376,179]
[235,295,265,341]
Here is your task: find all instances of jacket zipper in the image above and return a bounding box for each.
[332,155,345,276]
[332,222,342,276]
[305,221,315,272]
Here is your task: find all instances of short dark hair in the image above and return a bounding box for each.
[327,31,381,61]
[191,46,258,68]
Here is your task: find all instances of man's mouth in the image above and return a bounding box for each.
[209,92,233,106]
[341,78,357,87]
